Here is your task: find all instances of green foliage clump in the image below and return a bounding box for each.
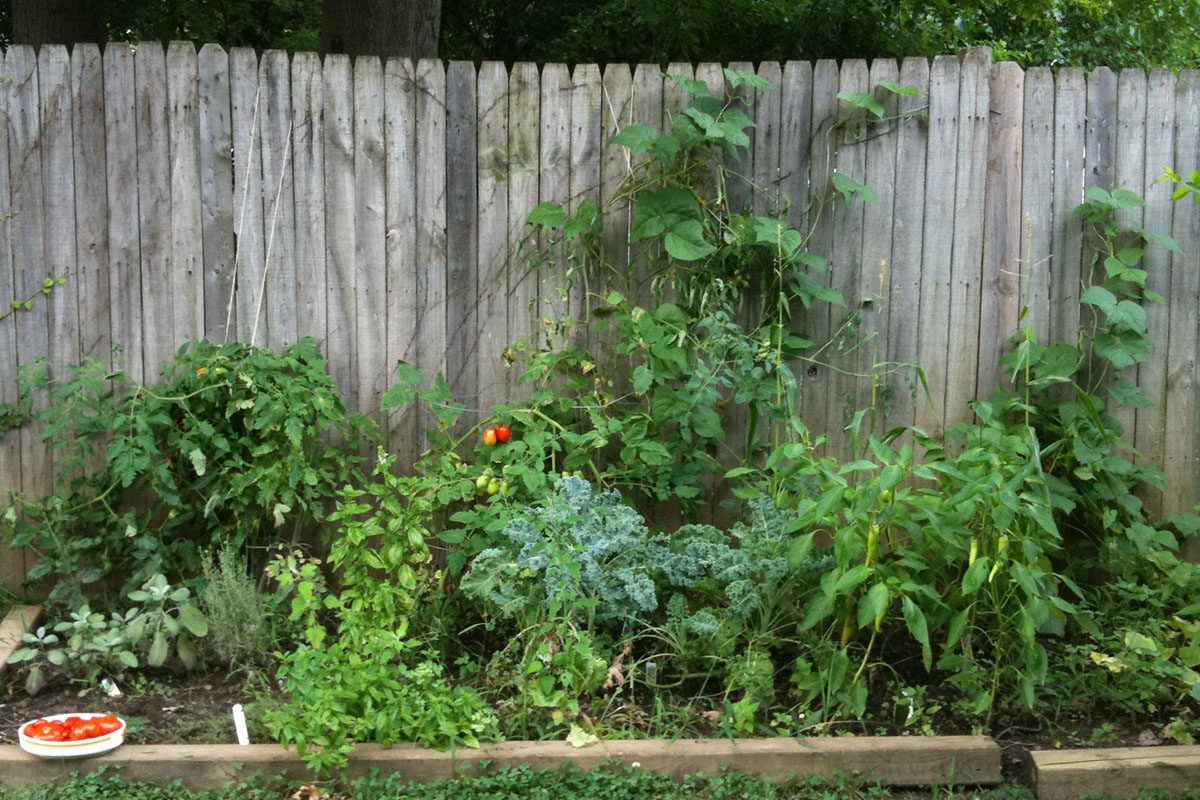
[0,763,1047,800]
[1,337,372,604]
[726,184,1200,725]
[7,573,207,693]
[1051,578,1200,719]
[263,450,497,774]
[196,540,290,670]
[440,0,1200,70]
[458,477,834,736]
[265,629,496,775]
[0,769,292,800]
[463,476,665,626]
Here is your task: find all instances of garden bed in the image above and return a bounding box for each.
[3,106,1200,800]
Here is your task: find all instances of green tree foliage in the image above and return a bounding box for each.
[0,0,321,52]
[440,0,1200,69]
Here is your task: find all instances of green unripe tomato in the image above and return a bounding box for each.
[475,474,490,492]
[878,489,893,504]
[487,478,501,496]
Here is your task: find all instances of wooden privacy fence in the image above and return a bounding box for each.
[1,43,1199,586]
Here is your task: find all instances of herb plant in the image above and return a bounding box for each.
[7,573,207,694]
[263,450,497,773]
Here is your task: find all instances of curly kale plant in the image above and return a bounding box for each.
[464,479,830,633]
[461,480,833,727]
[462,476,665,628]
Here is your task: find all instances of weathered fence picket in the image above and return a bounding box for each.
[445,59,479,432]
[1165,72,1200,518]
[914,55,958,442]
[537,63,570,332]
[260,48,299,353]
[290,51,325,349]
[945,48,989,431]
[1050,68,1086,352]
[40,46,78,383]
[1137,70,1178,519]
[799,59,839,444]
[507,62,540,402]
[976,60,1023,403]
[353,56,387,438]
[1,46,1199,581]
[168,42,205,350]
[198,44,235,345]
[0,49,20,588]
[229,48,265,350]
[884,57,929,441]
[321,53,357,414]
[828,58,869,461]
[1109,69,1149,442]
[383,57,419,451]
[857,58,899,435]
[476,60,509,413]
[8,45,51,523]
[413,57,448,462]
[1020,67,1054,342]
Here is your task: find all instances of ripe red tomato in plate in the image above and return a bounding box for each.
[73,719,103,740]
[26,720,68,742]
[95,715,122,735]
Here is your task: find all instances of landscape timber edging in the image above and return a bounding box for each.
[0,736,1000,791]
[1032,744,1200,800]
[0,605,40,678]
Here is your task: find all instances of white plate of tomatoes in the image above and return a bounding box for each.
[18,713,126,758]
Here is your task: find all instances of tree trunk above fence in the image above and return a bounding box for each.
[321,0,442,60]
[11,0,107,48]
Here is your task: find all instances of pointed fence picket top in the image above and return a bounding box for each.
[1,45,1199,587]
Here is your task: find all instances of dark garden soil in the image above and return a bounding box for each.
[0,669,272,746]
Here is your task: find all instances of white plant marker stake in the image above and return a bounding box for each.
[232,704,250,745]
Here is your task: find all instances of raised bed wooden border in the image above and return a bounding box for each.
[0,736,1000,791]
[1032,744,1200,800]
